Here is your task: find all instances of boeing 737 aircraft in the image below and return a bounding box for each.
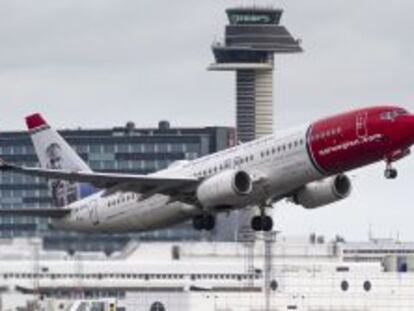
[0,106,413,233]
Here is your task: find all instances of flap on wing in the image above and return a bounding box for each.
[0,161,199,195]
[0,208,70,218]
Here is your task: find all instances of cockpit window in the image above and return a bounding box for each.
[380,110,407,120]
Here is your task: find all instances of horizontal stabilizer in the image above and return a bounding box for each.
[0,208,70,218]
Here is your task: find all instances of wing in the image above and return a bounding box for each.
[0,161,199,196]
[0,208,70,218]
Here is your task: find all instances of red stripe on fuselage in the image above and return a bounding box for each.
[308,106,405,175]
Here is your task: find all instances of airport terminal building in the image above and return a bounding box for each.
[0,121,235,251]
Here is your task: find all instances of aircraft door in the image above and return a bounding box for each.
[89,200,99,225]
[233,156,242,169]
[356,112,369,138]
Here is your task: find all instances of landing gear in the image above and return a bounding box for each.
[385,168,398,179]
[251,215,273,232]
[193,214,215,231]
[384,162,398,179]
[251,205,274,232]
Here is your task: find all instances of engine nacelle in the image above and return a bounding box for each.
[196,170,253,209]
[294,175,352,209]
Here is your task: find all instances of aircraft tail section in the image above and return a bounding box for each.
[26,113,97,207]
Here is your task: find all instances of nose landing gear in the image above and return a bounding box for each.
[384,162,398,179]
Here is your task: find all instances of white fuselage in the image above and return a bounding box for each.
[53,126,322,233]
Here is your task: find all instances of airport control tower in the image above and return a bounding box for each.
[210,7,302,241]
[209,7,302,142]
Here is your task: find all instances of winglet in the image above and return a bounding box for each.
[26,113,47,130]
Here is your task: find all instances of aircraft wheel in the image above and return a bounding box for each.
[262,216,273,232]
[192,215,204,231]
[385,168,398,179]
[203,215,216,231]
[251,215,273,232]
[251,216,263,231]
[193,214,215,231]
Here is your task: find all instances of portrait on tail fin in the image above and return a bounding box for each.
[46,142,79,207]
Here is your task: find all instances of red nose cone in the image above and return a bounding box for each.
[399,114,414,145]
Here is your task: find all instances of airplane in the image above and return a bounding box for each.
[0,106,413,233]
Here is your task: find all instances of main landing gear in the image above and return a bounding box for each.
[251,205,273,232]
[251,215,273,232]
[384,162,398,179]
[193,214,215,231]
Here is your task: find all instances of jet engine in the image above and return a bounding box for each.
[196,170,253,209]
[293,175,352,209]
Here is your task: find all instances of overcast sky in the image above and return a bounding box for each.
[0,0,413,241]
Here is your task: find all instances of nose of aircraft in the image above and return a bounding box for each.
[398,114,414,146]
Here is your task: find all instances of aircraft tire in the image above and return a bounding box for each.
[251,216,263,231]
[203,215,216,231]
[385,168,398,179]
[193,215,204,231]
[193,214,215,231]
[262,216,273,232]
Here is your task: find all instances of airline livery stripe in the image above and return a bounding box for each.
[305,125,328,176]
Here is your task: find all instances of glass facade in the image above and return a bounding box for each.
[227,8,283,25]
[0,121,235,252]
